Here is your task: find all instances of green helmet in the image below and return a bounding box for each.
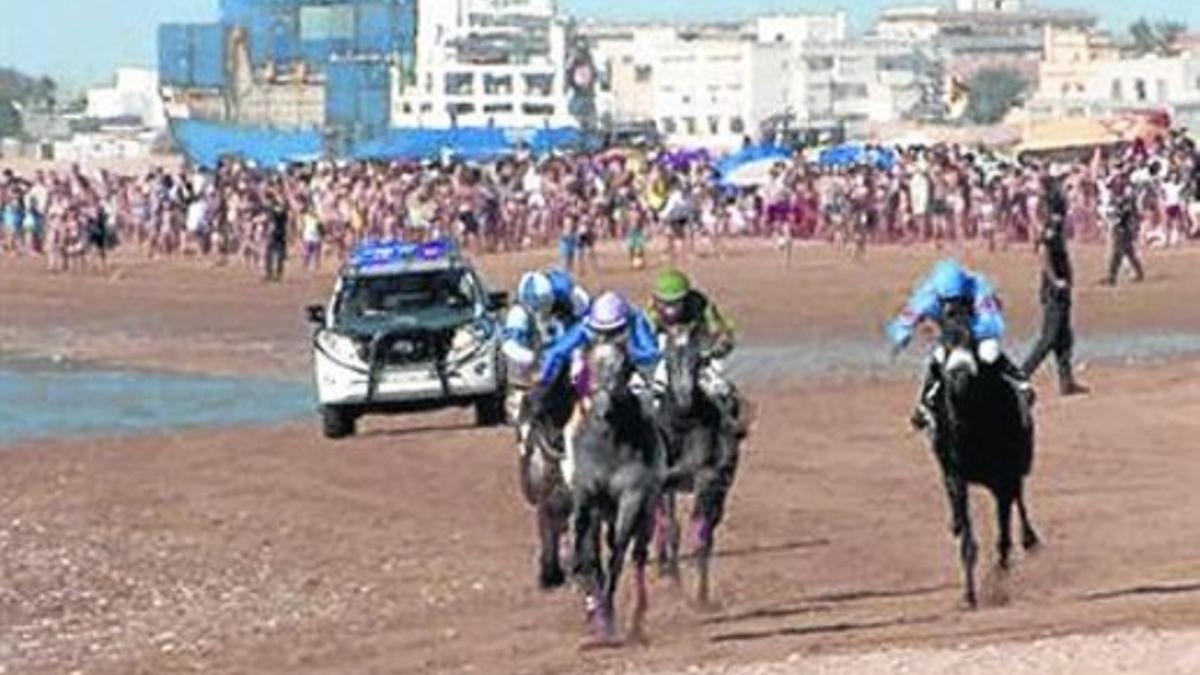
[653,268,691,303]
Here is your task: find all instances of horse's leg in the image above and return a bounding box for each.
[629,500,653,643]
[666,492,682,581]
[657,487,676,578]
[953,478,979,609]
[537,501,566,589]
[572,502,605,632]
[692,469,724,608]
[995,488,1014,571]
[604,491,646,642]
[1016,482,1041,551]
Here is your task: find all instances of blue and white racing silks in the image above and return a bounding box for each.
[886,269,1006,350]
[538,310,661,389]
[545,268,591,320]
[502,270,592,379]
[502,305,565,376]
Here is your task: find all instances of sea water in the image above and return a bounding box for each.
[0,357,311,445]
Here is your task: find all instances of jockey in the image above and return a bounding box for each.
[887,259,1032,432]
[645,268,747,437]
[502,269,591,421]
[536,291,660,402]
[502,269,591,380]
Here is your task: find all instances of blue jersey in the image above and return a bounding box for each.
[538,310,661,388]
[887,271,1005,349]
[546,269,591,320]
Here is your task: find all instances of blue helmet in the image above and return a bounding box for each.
[545,268,575,302]
[928,259,972,299]
[517,272,554,314]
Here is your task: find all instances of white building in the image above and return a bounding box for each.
[1030,40,1200,128]
[753,12,848,45]
[789,39,928,128]
[86,67,167,129]
[651,36,790,149]
[583,15,926,147]
[392,0,576,129]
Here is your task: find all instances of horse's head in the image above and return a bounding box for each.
[939,297,978,401]
[664,326,703,414]
[583,340,632,420]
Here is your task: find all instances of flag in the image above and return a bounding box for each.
[944,75,970,121]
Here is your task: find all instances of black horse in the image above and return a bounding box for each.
[931,299,1041,608]
[569,342,663,643]
[517,368,577,590]
[655,326,740,605]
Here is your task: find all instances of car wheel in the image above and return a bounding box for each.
[321,405,357,439]
[474,395,506,427]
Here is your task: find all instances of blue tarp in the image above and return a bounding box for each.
[172,119,595,167]
[172,119,323,168]
[714,145,791,184]
[818,143,897,170]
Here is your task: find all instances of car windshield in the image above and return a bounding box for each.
[336,269,477,321]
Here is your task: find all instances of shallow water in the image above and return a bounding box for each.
[729,331,1200,384]
[0,357,312,445]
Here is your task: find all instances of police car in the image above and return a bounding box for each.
[306,239,508,439]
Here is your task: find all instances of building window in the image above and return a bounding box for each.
[524,74,555,97]
[448,103,475,115]
[661,117,677,134]
[730,117,745,134]
[484,74,513,95]
[299,6,354,41]
[446,73,474,96]
[1134,78,1147,102]
[1111,79,1123,101]
[1061,83,1070,96]
[402,103,412,114]
[635,65,652,82]
[708,116,720,135]
[682,95,691,104]
[683,117,697,135]
[522,103,555,116]
[1157,79,1168,102]
[483,103,514,114]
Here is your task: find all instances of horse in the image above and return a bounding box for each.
[931,299,1041,608]
[568,341,663,643]
[516,368,577,590]
[655,325,740,606]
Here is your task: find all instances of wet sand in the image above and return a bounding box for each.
[2,242,1200,674]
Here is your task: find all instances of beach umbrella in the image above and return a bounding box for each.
[715,145,792,187]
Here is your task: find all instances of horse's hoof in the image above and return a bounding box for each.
[1023,532,1041,552]
[538,563,566,590]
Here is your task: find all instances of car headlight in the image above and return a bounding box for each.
[317,331,365,367]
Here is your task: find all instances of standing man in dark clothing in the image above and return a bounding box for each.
[1024,175,1088,396]
[265,195,289,282]
[1101,173,1145,286]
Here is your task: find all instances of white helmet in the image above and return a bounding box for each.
[517,272,554,315]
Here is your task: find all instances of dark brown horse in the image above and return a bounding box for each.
[932,299,1040,608]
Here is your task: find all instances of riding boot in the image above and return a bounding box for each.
[911,360,940,432]
[996,354,1035,427]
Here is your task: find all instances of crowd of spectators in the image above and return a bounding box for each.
[2,130,1197,276]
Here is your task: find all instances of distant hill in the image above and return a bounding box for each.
[0,66,57,138]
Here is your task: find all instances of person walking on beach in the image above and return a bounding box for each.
[1101,172,1145,286]
[1024,174,1088,396]
[264,194,289,282]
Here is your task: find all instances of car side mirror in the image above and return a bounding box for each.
[486,291,509,311]
[306,304,326,326]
